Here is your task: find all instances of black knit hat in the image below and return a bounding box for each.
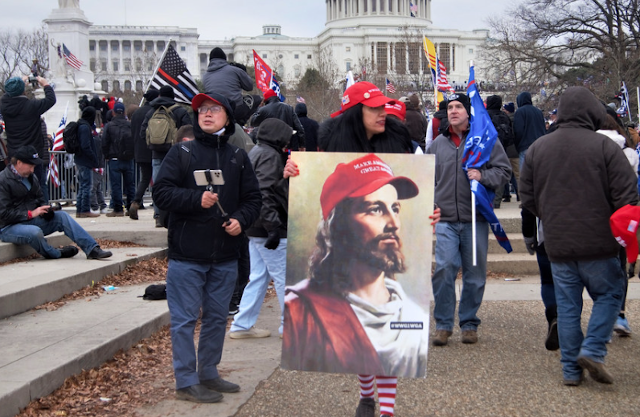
[447,93,471,117]
[159,85,175,99]
[209,47,227,61]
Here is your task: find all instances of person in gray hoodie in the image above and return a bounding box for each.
[202,47,254,125]
[520,87,638,386]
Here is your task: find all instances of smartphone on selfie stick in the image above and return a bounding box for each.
[193,169,230,226]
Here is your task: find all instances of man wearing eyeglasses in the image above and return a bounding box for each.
[153,92,261,404]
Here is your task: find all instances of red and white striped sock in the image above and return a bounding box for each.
[358,374,376,399]
[376,376,397,416]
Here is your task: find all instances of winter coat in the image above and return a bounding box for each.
[295,103,319,151]
[520,87,639,262]
[130,103,154,164]
[140,96,192,160]
[152,122,261,264]
[427,126,511,223]
[246,119,291,238]
[251,97,305,149]
[102,115,133,160]
[486,95,517,158]
[74,119,99,169]
[0,165,46,229]
[405,108,428,148]
[513,92,546,153]
[202,58,254,107]
[0,85,56,156]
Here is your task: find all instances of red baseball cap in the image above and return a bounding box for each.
[385,101,406,122]
[263,89,277,100]
[320,153,419,219]
[191,93,226,111]
[331,81,396,118]
[610,204,640,263]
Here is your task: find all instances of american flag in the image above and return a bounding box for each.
[410,1,418,17]
[61,44,83,70]
[386,78,396,94]
[436,59,454,93]
[296,95,306,104]
[149,45,199,104]
[47,104,68,187]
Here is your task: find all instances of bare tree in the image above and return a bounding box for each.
[293,45,342,121]
[481,0,640,113]
[0,25,49,94]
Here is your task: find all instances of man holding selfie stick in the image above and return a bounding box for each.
[153,92,261,404]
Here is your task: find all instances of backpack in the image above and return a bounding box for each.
[63,121,80,154]
[146,104,180,148]
[140,284,167,300]
[490,113,518,158]
[112,120,134,160]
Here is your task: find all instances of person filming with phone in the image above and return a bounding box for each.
[153,92,261,404]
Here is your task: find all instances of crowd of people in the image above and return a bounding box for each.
[1,45,640,417]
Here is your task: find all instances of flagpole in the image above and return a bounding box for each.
[469,59,477,266]
[140,38,173,106]
[637,87,640,123]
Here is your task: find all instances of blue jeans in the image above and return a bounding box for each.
[230,237,287,335]
[0,211,98,258]
[108,159,135,212]
[432,221,489,331]
[152,158,163,218]
[166,259,237,389]
[519,150,527,172]
[551,257,624,380]
[76,165,93,213]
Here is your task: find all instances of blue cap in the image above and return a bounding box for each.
[114,102,125,114]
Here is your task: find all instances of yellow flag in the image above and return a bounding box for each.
[423,36,437,71]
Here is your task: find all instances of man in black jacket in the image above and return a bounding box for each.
[153,92,261,404]
[294,103,318,151]
[0,146,111,260]
[1,76,56,200]
[486,95,518,207]
[128,89,158,220]
[102,102,134,216]
[513,91,546,168]
[250,89,305,150]
[140,85,191,226]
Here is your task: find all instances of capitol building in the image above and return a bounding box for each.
[85,0,489,94]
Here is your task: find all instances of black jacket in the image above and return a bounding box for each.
[140,97,192,160]
[102,115,133,160]
[246,119,292,238]
[513,92,546,153]
[130,103,154,163]
[74,119,99,169]
[251,97,305,148]
[295,103,319,151]
[486,95,517,158]
[0,85,56,156]
[152,124,262,264]
[0,165,46,229]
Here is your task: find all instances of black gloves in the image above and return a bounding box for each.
[264,230,280,250]
[524,236,537,255]
[41,207,55,221]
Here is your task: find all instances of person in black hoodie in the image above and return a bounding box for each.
[102,102,134,216]
[513,91,546,168]
[294,102,318,151]
[128,89,158,220]
[140,85,191,226]
[75,106,100,218]
[1,76,56,195]
[153,92,261,404]
[250,89,305,150]
[486,95,519,207]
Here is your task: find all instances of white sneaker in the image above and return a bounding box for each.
[229,327,271,339]
[90,209,100,215]
[100,208,108,214]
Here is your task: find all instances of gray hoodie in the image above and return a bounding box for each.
[202,58,254,106]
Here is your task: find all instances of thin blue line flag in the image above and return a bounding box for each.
[462,65,512,253]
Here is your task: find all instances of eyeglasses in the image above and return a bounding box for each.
[198,105,223,114]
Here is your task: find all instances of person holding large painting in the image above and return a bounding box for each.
[283,81,440,417]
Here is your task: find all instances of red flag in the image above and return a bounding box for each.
[253,50,274,94]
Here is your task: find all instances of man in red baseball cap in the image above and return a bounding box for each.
[282,153,430,379]
[250,88,306,151]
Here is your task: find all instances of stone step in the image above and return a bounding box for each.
[0,283,169,417]
[0,247,167,320]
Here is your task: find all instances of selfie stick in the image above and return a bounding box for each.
[204,169,230,225]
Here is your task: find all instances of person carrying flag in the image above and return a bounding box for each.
[427,92,511,346]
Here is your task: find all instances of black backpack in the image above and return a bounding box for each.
[140,284,167,300]
[63,121,80,154]
[111,120,134,160]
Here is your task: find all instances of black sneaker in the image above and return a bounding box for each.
[545,318,559,351]
[60,246,79,258]
[355,397,376,417]
[128,202,139,220]
[175,384,223,403]
[229,302,239,316]
[201,377,240,393]
[87,246,113,259]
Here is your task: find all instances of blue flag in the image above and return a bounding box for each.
[462,66,512,253]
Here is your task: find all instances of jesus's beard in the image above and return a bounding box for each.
[349,232,407,275]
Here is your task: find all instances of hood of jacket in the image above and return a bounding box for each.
[149,96,177,109]
[486,95,503,111]
[556,87,605,131]
[0,95,28,118]
[256,118,293,149]
[516,92,532,108]
[206,58,228,73]
[295,103,307,117]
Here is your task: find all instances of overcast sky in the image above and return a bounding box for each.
[4,0,514,40]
